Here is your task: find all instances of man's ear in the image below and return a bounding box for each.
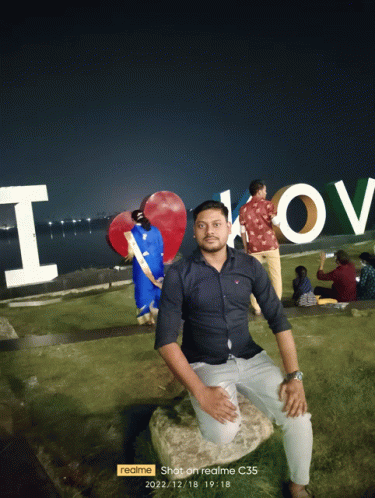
[228,222,232,234]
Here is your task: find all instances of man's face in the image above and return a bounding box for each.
[259,185,267,198]
[194,209,231,253]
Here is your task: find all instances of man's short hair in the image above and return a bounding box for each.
[335,249,351,265]
[249,180,266,196]
[193,200,229,222]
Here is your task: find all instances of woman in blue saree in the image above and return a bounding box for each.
[128,210,164,325]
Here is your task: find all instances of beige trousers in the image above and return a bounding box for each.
[250,248,282,313]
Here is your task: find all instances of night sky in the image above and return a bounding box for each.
[1,6,374,230]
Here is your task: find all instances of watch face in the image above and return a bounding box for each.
[287,371,303,381]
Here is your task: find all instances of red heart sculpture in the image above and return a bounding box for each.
[107,210,135,261]
[107,191,187,264]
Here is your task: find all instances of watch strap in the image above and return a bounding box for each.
[285,370,303,381]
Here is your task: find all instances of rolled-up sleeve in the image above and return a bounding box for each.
[266,200,277,218]
[154,265,184,350]
[317,269,336,281]
[251,258,291,333]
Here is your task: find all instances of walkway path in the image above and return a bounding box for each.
[1,300,374,353]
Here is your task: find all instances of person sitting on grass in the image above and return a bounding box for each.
[292,266,317,307]
[357,252,375,300]
[314,250,357,302]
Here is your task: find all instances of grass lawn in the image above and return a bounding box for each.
[1,311,375,497]
[0,284,137,337]
[279,240,375,298]
[0,240,374,338]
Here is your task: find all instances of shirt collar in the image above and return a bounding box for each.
[192,245,236,264]
[250,196,265,204]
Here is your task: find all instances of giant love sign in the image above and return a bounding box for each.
[0,177,374,288]
[213,177,375,246]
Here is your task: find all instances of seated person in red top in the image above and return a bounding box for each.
[314,250,357,302]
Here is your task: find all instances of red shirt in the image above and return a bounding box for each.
[239,197,279,253]
[317,263,357,302]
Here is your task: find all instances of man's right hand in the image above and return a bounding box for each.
[197,386,238,424]
[158,344,238,425]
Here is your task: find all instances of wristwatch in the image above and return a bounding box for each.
[285,371,303,382]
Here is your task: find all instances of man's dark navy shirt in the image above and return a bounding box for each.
[154,246,291,365]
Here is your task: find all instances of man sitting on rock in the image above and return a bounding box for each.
[155,200,314,498]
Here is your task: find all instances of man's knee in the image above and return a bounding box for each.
[200,419,241,445]
[281,412,312,434]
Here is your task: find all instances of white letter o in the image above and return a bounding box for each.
[271,184,326,243]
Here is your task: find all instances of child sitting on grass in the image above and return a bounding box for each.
[293,266,317,306]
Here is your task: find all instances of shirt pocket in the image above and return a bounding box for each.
[224,276,252,307]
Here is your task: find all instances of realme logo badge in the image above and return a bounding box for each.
[117,465,156,476]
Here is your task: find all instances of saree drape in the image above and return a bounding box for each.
[130,224,164,324]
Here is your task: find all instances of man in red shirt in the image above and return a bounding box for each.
[240,180,282,315]
[315,250,357,302]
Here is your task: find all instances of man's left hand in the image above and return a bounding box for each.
[278,379,308,417]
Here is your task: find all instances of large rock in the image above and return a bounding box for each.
[149,392,273,479]
[0,317,18,340]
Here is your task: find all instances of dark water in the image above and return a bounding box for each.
[0,222,196,285]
